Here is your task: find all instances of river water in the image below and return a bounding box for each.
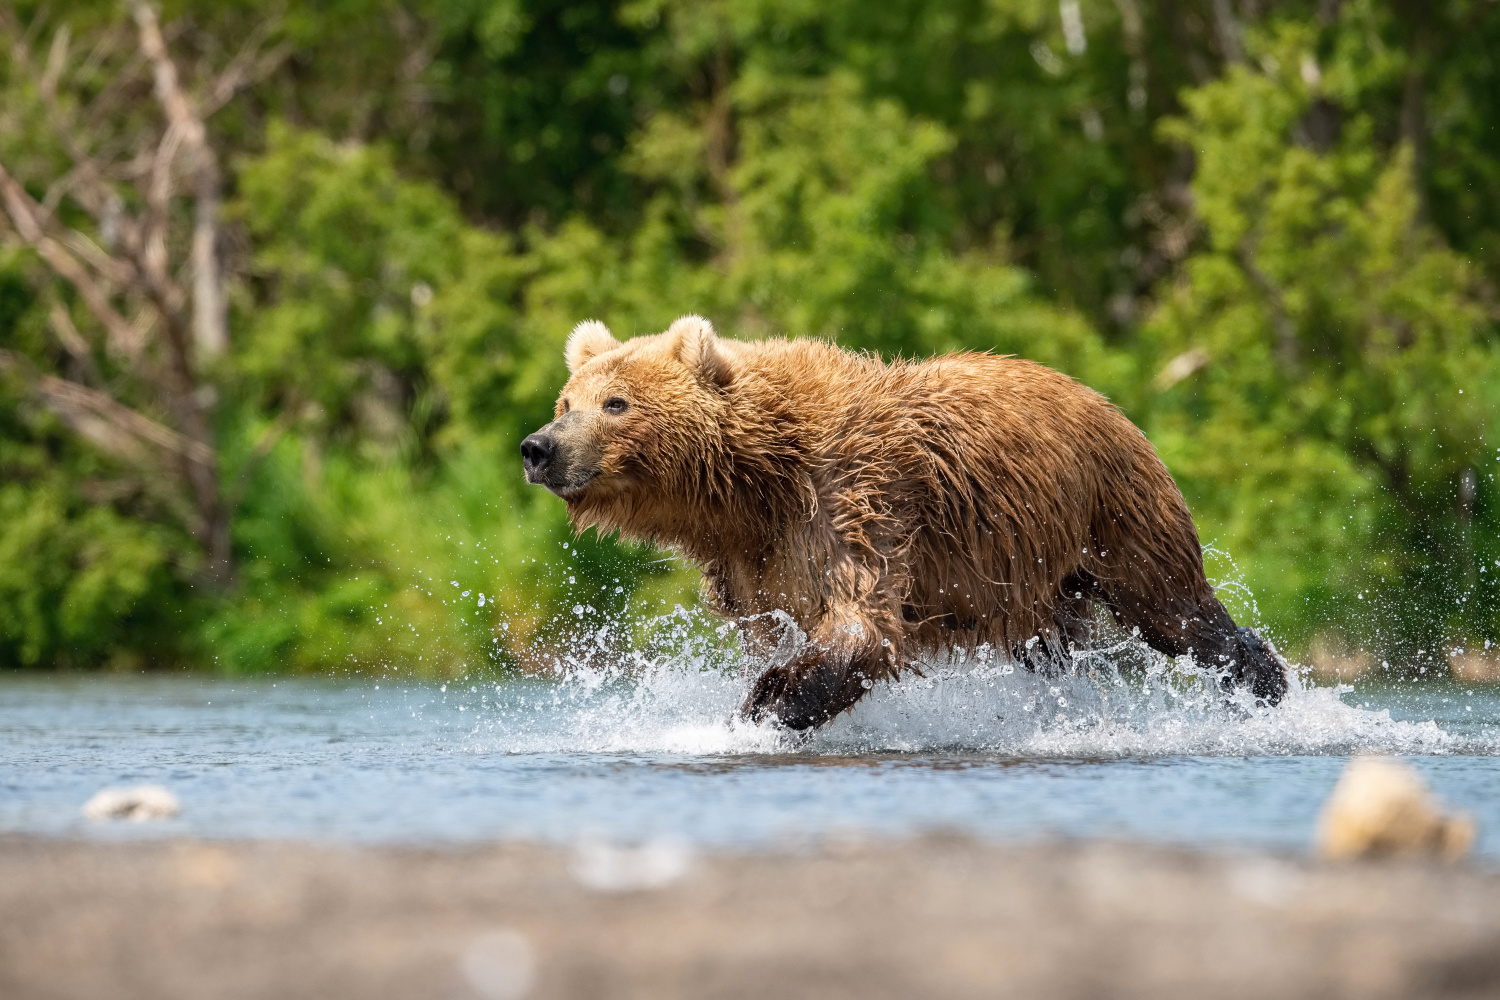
[3,653,1498,855]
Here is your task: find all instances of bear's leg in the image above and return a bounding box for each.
[1100,582,1287,704]
[739,607,898,730]
[1053,572,1103,655]
[1010,573,1107,676]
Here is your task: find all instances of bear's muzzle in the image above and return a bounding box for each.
[520,413,603,498]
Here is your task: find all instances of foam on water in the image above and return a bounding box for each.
[466,633,1473,758]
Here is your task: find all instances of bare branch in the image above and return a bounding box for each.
[40,23,69,101]
[40,161,86,215]
[1155,347,1211,391]
[200,18,290,120]
[132,0,226,358]
[13,34,188,335]
[131,3,201,148]
[47,302,91,356]
[0,159,143,356]
[80,33,151,133]
[6,14,101,173]
[59,228,136,285]
[1211,0,1245,64]
[142,120,184,284]
[45,300,103,387]
[2,4,237,585]
[6,7,201,338]
[0,348,213,466]
[76,17,126,79]
[38,371,214,465]
[13,3,48,53]
[8,14,144,263]
[128,305,158,350]
[188,199,226,357]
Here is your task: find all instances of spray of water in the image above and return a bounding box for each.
[467,605,1468,758]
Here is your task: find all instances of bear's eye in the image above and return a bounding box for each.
[603,396,629,415]
[561,398,571,413]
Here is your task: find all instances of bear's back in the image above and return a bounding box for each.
[724,337,1145,485]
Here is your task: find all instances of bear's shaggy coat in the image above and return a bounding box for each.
[521,316,1286,728]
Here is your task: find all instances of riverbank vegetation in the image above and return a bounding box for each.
[1,0,1496,674]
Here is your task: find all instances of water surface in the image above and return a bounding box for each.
[3,659,1497,854]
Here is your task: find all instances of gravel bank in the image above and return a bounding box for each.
[3,835,1498,999]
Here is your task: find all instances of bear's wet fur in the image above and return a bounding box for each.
[521,315,1287,729]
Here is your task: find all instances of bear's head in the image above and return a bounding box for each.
[521,315,738,534]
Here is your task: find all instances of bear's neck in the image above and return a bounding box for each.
[622,456,808,567]
[667,454,809,567]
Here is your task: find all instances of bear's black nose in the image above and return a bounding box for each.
[520,433,555,475]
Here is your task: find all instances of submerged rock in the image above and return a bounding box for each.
[1315,757,1474,860]
[81,786,181,822]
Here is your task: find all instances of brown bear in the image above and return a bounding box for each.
[521,315,1287,729]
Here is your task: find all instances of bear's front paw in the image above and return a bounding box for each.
[739,655,866,731]
[1216,627,1289,708]
[1238,627,1288,706]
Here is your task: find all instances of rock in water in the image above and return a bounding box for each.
[82,785,181,822]
[1315,757,1474,860]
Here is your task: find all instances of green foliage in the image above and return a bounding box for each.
[1144,16,1500,655]
[212,127,683,674]
[2,0,1498,672]
[0,479,177,667]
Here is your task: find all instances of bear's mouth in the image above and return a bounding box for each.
[545,473,598,500]
[522,461,598,498]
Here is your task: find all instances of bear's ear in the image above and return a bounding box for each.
[666,314,733,388]
[565,320,621,373]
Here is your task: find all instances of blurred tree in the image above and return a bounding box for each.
[0,0,1496,672]
[1142,14,1500,657]
[0,1,286,665]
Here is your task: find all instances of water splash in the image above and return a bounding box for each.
[815,661,1456,757]
[467,617,1471,758]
